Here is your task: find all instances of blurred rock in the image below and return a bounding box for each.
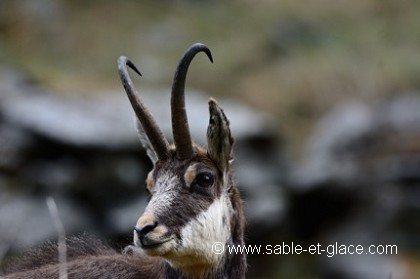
[380,93,420,132]
[0,69,272,149]
[323,253,406,279]
[0,195,89,253]
[291,101,376,191]
[235,138,287,227]
[0,90,138,149]
[291,94,420,191]
[106,197,148,235]
[0,123,33,171]
[288,93,420,279]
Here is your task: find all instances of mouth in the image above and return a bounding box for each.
[140,235,174,249]
[133,226,176,256]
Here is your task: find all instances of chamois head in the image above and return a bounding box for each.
[117,44,245,277]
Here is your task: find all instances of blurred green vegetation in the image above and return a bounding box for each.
[2,0,420,155]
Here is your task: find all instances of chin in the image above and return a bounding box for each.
[135,237,177,257]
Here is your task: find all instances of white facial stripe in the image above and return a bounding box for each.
[174,194,232,267]
[145,171,178,216]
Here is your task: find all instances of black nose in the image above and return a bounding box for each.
[134,222,158,237]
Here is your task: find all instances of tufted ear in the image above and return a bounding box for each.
[136,119,158,163]
[207,98,234,173]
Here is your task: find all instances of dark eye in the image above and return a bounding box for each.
[195,172,214,188]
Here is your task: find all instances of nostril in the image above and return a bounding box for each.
[134,222,158,237]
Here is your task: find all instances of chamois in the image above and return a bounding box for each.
[2,43,246,279]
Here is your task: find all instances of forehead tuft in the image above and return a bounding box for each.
[150,145,218,184]
[191,146,215,165]
[163,145,215,166]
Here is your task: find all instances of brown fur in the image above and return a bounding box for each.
[3,249,168,279]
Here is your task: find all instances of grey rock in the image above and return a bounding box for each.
[380,93,420,132]
[106,197,148,235]
[323,253,406,279]
[0,124,33,171]
[288,93,420,279]
[0,68,273,149]
[291,101,375,190]
[237,160,286,226]
[291,93,420,191]
[0,91,138,148]
[0,195,90,253]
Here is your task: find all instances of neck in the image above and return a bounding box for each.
[162,241,246,279]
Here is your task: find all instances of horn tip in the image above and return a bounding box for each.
[117,55,127,64]
[208,97,218,106]
[192,43,213,63]
[118,56,142,77]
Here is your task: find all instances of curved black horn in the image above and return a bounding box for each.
[171,43,213,160]
[118,56,170,160]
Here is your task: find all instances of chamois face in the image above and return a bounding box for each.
[134,146,234,269]
[118,43,236,273]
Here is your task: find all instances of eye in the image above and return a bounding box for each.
[194,172,214,188]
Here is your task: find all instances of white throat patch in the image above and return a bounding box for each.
[169,193,232,270]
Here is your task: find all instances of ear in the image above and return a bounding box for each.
[136,119,158,163]
[207,98,234,172]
